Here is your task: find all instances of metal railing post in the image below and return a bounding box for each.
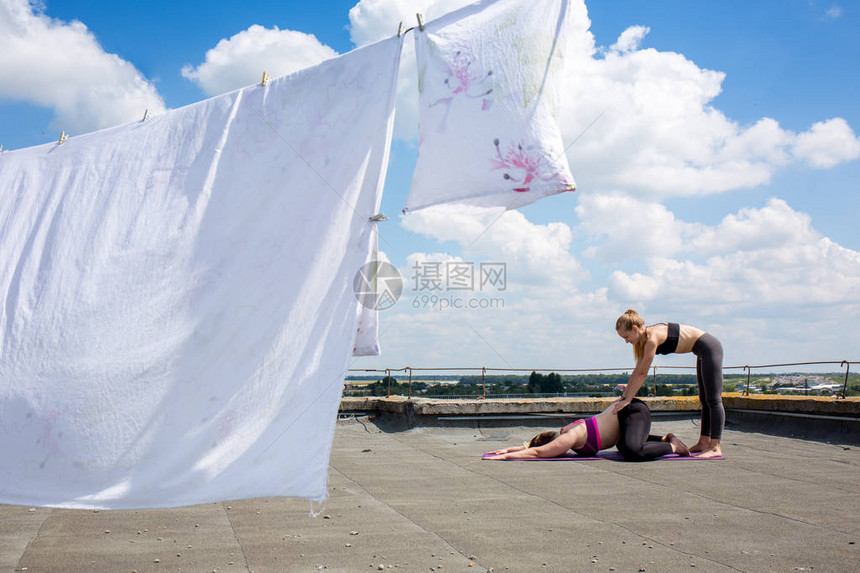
[744,365,751,396]
[386,368,391,398]
[408,367,413,399]
[651,365,658,397]
[840,360,850,399]
[482,366,486,398]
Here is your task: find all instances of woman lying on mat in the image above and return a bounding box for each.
[485,398,689,461]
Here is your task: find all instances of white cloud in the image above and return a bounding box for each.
[557,23,860,198]
[792,118,860,168]
[578,194,860,306]
[609,25,649,53]
[578,195,831,261]
[689,198,817,254]
[181,25,339,96]
[0,0,165,136]
[575,192,702,261]
[824,5,843,20]
[401,205,585,285]
[606,199,860,308]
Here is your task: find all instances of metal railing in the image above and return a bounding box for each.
[346,360,858,400]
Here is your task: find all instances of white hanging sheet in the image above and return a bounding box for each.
[404,0,575,213]
[0,35,402,509]
[352,226,381,357]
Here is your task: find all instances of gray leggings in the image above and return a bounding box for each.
[693,333,724,440]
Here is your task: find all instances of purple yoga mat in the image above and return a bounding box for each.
[482,450,723,461]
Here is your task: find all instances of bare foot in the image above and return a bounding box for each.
[689,437,711,453]
[665,433,690,456]
[693,447,723,459]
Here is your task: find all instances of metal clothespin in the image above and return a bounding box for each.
[141,109,149,122]
[416,13,424,31]
[369,213,388,222]
[397,22,403,37]
[261,71,271,87]
[58,131,68,145]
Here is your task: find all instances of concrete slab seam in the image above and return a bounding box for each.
[14,507,54,571]
[220,502,252,572]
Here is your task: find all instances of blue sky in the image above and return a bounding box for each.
[1,0,858,372]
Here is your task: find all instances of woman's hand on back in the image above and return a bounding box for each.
[612,396,632,414]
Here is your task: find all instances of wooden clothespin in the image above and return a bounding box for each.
[261,71,271,87]
[416,13,424,31]
[58,131,68,145]
[141,109,149,122]
[369,213,388,222]
[397,22,403,37]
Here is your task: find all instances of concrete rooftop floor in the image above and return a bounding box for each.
[2,415,858,572]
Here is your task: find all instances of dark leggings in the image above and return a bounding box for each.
[617,398,673,462]
[693,333,725,440]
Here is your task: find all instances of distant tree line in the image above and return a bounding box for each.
[345,372,855,397]
[346,372,731,397]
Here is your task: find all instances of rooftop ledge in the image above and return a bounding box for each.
[340,393,860,417]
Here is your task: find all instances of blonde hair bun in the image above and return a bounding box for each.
[616,309,645,332]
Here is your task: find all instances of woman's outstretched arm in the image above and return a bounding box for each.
[485,432,576,460]
[485,445,526,455]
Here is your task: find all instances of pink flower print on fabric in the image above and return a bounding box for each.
[430,51,493,132]
[491,138,573,193]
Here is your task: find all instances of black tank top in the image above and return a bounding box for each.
[655,322,679,355]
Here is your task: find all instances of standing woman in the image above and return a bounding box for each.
[614,309,724,458]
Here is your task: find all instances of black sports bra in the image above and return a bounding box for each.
[655,322,679,355]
